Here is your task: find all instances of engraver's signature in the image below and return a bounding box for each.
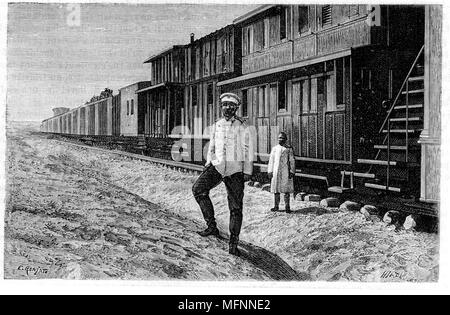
[17,265,49,276]
[380,270,407,280]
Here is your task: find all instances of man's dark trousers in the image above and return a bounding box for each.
[192,165,245,243]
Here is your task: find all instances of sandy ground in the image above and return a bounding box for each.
[4,123,439,281]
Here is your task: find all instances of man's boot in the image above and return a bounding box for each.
[229,235,240,256]
[197,225,220,237]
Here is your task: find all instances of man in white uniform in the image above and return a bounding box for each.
[192,92,253,256]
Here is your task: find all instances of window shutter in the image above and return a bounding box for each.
[322,5,332,26]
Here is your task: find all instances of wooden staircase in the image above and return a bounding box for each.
[357,46,425,196]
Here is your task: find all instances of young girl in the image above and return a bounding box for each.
[267,132,296,213]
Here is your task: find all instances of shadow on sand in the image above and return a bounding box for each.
[217,235,310,281]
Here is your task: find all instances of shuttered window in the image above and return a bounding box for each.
[322,5,332,26]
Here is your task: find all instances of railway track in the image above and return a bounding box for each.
[50,137,205,173]
[41,132,438,221]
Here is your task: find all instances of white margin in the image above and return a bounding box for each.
[0,0,449,295]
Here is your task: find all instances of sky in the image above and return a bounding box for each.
[6,3,258,122]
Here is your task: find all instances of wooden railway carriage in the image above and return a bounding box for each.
[218,5,428,201]
[182,26,242,137]
[140,46,186,138]
[40,4,440,211]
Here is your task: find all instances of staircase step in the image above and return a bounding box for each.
[389,117,422,122]
[402,89,424,95]
[357,159,398,166]
[382,129,418,133]
[394,104,423,110]
[341,171,375,179]
[328,186,353,194]
[374,145,408,150]
[365,183,402,193]
[408,76,424,82]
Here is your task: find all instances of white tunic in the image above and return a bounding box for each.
[206,117,254,177]
[267,145,296,194]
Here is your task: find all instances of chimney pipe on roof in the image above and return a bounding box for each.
[190,33,195,44]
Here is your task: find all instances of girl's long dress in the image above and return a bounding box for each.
[267,145,296,194]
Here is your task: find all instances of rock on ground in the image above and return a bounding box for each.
[404,215,423,230]
[383,211,402,225]
[304,194,321,202]
[295,192,307,202]
[320,197,341,208]
[340,201,362,212]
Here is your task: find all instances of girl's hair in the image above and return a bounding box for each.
[279,132,288,139]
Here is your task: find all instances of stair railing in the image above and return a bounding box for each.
[379,45,424,192]
[378,45,425,134]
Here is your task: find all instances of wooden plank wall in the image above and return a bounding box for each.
[88,104,96,135]
[420,5,441,203]
[230,57,352,162]
[80,107,86,136]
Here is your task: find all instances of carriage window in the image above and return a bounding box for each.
[278,81,286,111]
[207,84,214,106]
[336,58,344,105]
[258,86,266,117]
[301,79,311,113]
[247,27,253,54]
[242,89,248,117]
[131,99,134,115]
[221,37,228,71]
[191,48,196,79]
[280,7,287,40]
[361,69,372,89]
[127,100,130,115]
[298,6,310,35]
[326,76,337,112]
[191,86,198,107]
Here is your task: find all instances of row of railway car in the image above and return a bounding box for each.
[41,4,441,214]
